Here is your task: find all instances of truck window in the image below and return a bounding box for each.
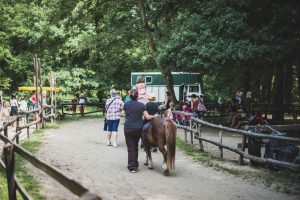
[189,86,199,92]
[145,76,152,84]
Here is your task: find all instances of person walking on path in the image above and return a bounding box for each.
[18,97,28,124]
[123,89,155,173]
[9,94,18,117]
[78,93,87,116]
[105,89,124,148]
[29,92,37,110]
[10,94,18,125]
[71,95,78,114]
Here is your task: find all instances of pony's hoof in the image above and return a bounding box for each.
[144,162,148,166]
[164,169,169,176]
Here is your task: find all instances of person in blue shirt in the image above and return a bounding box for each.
[123,89,155,173]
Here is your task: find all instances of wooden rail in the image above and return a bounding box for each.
[0,108,102,200]
[204,102,300,121]
[58,103,105,117]
[173,110,300,171]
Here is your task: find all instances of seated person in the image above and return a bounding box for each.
[136,76,147,104]
[142,93,158,149]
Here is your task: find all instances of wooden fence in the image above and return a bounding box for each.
[173,110,300,171]
[204,103,300,121]
[58,103,105,117]
[0,108,102,200]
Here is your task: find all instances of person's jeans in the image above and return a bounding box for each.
[124,128,141,170]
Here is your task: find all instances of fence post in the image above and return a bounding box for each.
[51,106,54,125]
[35,111,39,131]
[190,119,193,145]
[184,128,187,143]
[4,144,17,200]
[183,116,187,143]
[42,108,45,129]
[26,114,30,138]
[197,124,204,150]
[239,135,247,165]
[4,124,8,137]
[15,117,19,144]
[219,129,223,159]
[292,106,297,122]
[61,105,64,117]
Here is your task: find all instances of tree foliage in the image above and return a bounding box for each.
[0,0,299,110]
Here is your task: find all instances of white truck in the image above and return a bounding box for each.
[131,72,202,102]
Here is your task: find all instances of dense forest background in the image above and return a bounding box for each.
[0,0,299,107]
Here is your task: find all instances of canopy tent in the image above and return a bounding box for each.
[18,86,62,92]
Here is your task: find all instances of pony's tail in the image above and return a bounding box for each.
[164,119,177,169]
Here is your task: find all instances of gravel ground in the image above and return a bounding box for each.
[28,118,298,200]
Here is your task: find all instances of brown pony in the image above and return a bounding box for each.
[142,117,177,176]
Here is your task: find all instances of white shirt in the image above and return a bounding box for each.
[19,100,28,111]
[10,99,18,107]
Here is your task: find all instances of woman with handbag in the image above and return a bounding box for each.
[105,89,124,147]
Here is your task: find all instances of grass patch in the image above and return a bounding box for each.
[249,169,300,194]
[0,172,8,199]
[176,137,241,175]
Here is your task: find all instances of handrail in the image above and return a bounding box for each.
[173,110,300,142]
[0,117,19,132]
[191,117,300,143]
[59,103,105,106]
[177,125,300,171]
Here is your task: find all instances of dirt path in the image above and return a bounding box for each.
[30,119,298,200]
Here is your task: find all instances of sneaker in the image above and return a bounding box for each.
[113,141,117,148]
[107,140,112,146]
[130,170,136,173]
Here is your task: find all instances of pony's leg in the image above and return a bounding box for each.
[147,147,153,169]
[144,145,154,169]
[144,145,149,165]
[158,146,169,175]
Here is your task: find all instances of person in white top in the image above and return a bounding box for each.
[19,97,28,124]
[10,94,18,116]
[9,94,18,126]
[19,97,28,112]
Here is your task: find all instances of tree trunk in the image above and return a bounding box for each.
[272,65,284,123]
[243,69,251,92]
[283,65,293,104]
[265,74,273,103]
[251,75,261,101]
[261,72,272,103]
[136,0,178,104]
